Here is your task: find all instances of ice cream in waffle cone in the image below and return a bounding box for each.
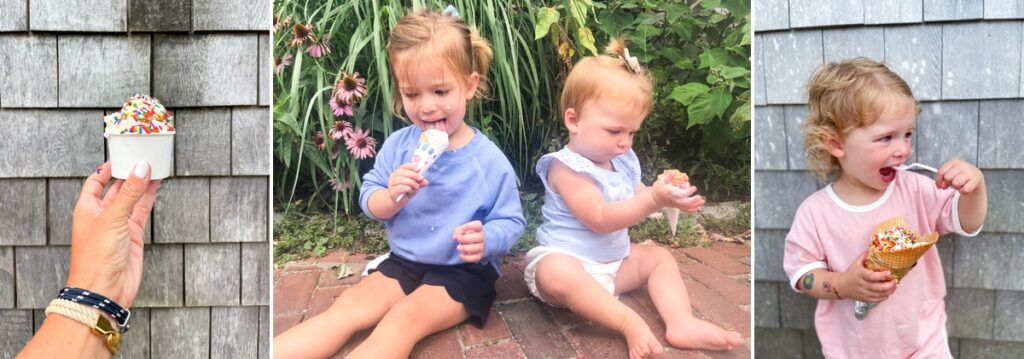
[863,217,939,280]
[659,170,690,236]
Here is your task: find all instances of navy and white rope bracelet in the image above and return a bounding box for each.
[58,287,131,332]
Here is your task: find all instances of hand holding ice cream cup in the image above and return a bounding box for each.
[104,95,175,180]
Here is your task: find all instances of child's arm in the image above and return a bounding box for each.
[935,160,987,233]
[550,161,695,234]
[795,253,897,302]
[364,163,428,220]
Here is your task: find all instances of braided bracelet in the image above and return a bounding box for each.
[58,287,131,333]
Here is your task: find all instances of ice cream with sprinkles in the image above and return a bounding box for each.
[103,95,175,137]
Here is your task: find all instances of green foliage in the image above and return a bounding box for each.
[273,211,389,266]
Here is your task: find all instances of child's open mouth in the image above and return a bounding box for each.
[423,119,447,132]
[880,166,896,183]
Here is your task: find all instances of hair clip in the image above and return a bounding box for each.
[622,47,642,74]
[443,4,460,19]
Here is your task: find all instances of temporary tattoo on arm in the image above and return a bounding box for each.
[802,273,814,290]
[823,281,841,300]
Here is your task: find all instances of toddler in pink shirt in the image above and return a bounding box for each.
[783,58,987,358]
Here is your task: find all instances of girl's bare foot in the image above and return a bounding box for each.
[621,315,664,359]
[665,316,743,351]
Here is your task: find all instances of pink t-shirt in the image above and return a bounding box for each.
[783,170,980,359]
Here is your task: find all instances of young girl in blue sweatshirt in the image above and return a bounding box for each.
[274,8,525,358]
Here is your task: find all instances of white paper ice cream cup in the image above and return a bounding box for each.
[107,133,174,179]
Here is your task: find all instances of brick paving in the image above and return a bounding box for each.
[273,241,752,358]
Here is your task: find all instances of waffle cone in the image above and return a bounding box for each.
[863,217,939,280]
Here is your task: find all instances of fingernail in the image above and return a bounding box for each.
[133,161,151,178]
[95,166,102,174]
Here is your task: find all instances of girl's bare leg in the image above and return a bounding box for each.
[615,244,744,351]
[346,284,470,359]
[534,253,663,359]
[274,272,405,359]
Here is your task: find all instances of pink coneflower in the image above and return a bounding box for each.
[345,128,377,159]
[274,53,293,74]
[329,97,354,117]
[291,23,313,47]
[312,131,325,150]
[327,177,350,192]
[328,120,352,141]
[335,72,367,105]
[306,33,331,59]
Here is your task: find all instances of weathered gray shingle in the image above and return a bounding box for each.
[0,35,57,107]
[15,246,69,308]
[783,105,810,170]
[959,339,1024,357]
[211,177,268,243]
[194,0,271,31]
[937,235,955,285]
[0,110,105,177]
[0,179,45,246]
[754,0,789,31]
[212,306,260,357]
[790,0,864,28]
[151,307,210,358]
[977,171,1024,233]
[185,243,241,306]
[0,0,26,31]
[823,27,884,63]
[947,287,995,339]
[135,244,184,307]
[779,286,816,330]
[129,0,191,32]
[986,0,1024,19]
[242,242,269,305]
[925,0,984,21]
[763,30,823,104]
[154,178,210,243]
[29,0,127,31]
[0,247,12,308]
[884,24,943,101]
[917,101,979,166]
[153,34,259,107]
[942,22,1022,100]
[979,100,1024,168]
[58,35,151,108]
[995,290,1024,341]
[754,328,804,358]
[47,179,82,246]
[955,233,1024,291]
[754,229,788,282]
[866,0,924,24]
[754,171,819,229]
[120,308,151,358]
[755,34,767,106]
[259,306,269,359]
[259,34,271,106]
[175,108,232,176]
[233,107,271,175]
[755,281,780,328]
[0,310,33,358]
[754,106,787,170]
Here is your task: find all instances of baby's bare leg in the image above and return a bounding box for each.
[273,272,404,359]
[615,244,744,351]
[347,284,469,359]
[534,253,663,359]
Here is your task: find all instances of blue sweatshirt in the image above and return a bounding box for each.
[360,125,526,271]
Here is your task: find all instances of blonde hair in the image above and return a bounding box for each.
[387,9,493,118]
[804,58,920,180]
[560,38,654,118]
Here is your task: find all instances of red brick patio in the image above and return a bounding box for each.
[273,241,752,358]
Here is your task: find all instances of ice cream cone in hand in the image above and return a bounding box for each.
[659,170,690,235]
[863,217,939,280]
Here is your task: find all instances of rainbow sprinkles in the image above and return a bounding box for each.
[103,95,175,137]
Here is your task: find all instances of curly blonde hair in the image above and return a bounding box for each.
[387,8,493,118]
[560,38,654,117]
[804,58,920,180]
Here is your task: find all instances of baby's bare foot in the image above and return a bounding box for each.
[665,316,743,351]
[621,316,663,359]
